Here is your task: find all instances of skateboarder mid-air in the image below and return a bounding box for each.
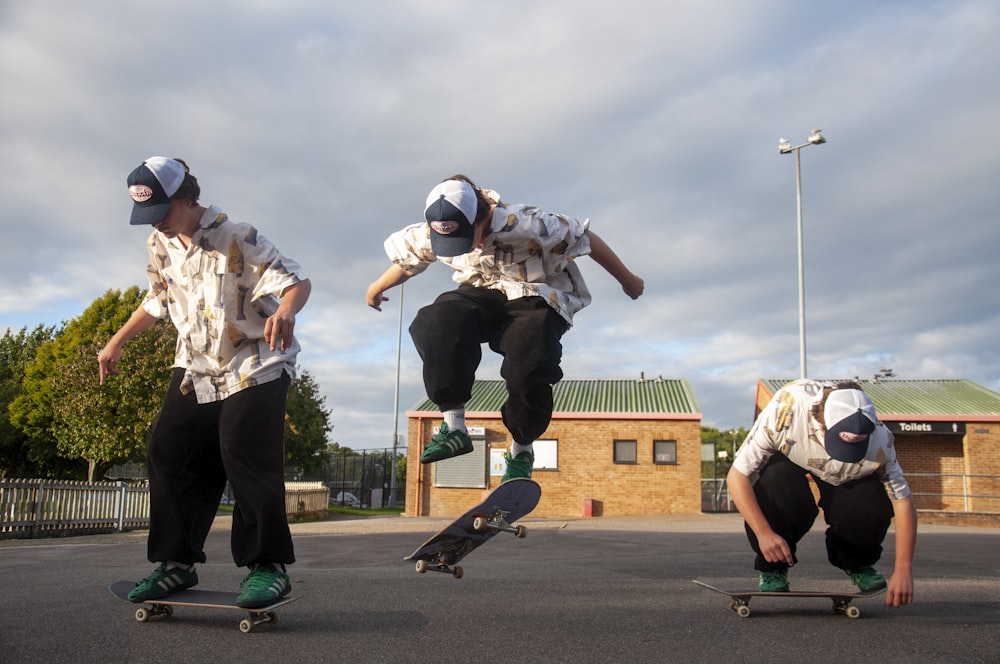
[98,157,311,609]
[366,175,643,481]
[726,379,917,608]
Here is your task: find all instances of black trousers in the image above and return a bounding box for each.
[145,368,295,567]
[408,286,569,445]
[744,454,893,572]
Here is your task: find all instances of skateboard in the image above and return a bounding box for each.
[404,478,541,578]
[693,579,886,619]
[109,580,299,633]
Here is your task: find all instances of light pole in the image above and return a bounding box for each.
[778,129,827,379]
[388,283,403,508]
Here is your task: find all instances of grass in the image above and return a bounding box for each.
[327,505,405,517]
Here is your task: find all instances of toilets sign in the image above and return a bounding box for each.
[885,421,965,435]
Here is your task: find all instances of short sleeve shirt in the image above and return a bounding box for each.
[732,379,910,500]
[141,205,305,403]
[383,190,593,325]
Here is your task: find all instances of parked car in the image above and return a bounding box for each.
[330,491,366,509]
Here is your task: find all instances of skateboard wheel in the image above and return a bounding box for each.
[515,525,527,538]
[240,619,253,633]
[845,606,861,619]
[267,611,278,626]
[453,566,464,579]
[473,516,488,532]
[415,560,428,574]
[736,605,751,618]
[163,605,174,618]
[135,607,149,622]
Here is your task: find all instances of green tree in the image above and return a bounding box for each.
[284,370,333,474]
[9,288,176,481]
[700,426,748,479]
[0,325,62,477]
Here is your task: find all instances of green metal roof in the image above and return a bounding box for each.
[761,379,1000,417]
[409,378,700,415]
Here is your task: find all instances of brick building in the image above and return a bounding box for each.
[404,378,702,519]
[755,379,1000,515]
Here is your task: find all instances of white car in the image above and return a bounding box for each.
[330,491,366,508]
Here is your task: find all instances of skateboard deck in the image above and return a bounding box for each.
[109,580,298,633]
[405,478,541,578]
[693,579,886,618]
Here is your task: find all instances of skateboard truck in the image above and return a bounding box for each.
[473,509,528,538]
[414,556,466,579]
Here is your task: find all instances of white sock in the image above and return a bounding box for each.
[443,408,467,433]
[510,442,533,458]
[166,561,193,571]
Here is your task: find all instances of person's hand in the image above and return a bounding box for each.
[97,346,121,384]
[622,273,644,300]
[885,571,914,607]
[264,309,297,352]
[366,283,388,311]
[757,530,795,566]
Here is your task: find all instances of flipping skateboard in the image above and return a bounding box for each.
[405,478,541,578]
[693,579,885,618]
[109,581,299,633]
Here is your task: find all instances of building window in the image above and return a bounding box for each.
[533,439,558,470]
[614,440,638,464]
[653,440,678,465]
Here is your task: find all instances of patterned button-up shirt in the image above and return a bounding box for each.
[384,190,592,325]
[732,379,910,500]
[141,205,305,403]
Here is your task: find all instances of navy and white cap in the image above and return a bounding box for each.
[424,179,479,257]
[127,156,186,226]
[823,388,879,463]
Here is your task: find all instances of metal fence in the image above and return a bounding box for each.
[701,478,738,513]
[0,478,150,540]
[1,479,334,540]
[701,474,1000,515]
[290,449,405,509]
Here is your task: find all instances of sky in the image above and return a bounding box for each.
[2,1,998,451]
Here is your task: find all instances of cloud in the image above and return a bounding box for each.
[2,0,998,448]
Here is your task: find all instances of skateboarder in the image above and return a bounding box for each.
[366,175,643,481]
[98,157,311,608]
[726,379,916,608]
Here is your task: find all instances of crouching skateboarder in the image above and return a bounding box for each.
[726,379,916,608]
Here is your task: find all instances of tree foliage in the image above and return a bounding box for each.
[4,288,335,481]
[9,288,176,480]
[284,370,333,474]
[0,325,64,477]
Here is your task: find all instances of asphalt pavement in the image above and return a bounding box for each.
[2,512,997,663]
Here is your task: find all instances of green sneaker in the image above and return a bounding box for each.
[501,451,534,482]
[758,570,789,592]
[846,565,886,591]
[127,563,198,602]
[236,563,291,608]
[420,423,474,464]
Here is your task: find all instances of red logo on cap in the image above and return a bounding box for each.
[129,184,153,203]
[430,220,461,235]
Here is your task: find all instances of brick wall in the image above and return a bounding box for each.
[886,424,1000,512]
[405,415,702,518]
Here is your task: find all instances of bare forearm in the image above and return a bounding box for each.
[279,278,312,315]
[892,496,917,573]
[587,231,643,299]
[366,264,412,310]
